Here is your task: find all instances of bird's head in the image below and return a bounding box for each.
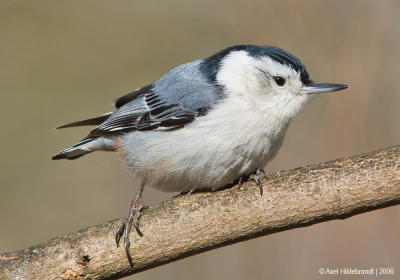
[201,45,349,107]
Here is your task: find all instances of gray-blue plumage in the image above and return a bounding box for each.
[152,60,225,109]
[88,60,225,137]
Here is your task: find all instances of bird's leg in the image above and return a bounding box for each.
[249,168,266,196]
[115,182,146,267]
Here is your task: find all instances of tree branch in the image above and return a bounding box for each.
[1,145,400,279]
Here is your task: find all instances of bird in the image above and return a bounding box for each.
[52,44,349,264]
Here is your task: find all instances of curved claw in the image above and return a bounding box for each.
[133,210,144,237]
[115,222,125,247]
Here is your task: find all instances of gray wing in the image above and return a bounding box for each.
[88,60,225,137]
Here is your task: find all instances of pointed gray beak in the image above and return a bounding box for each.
[301,83,350,94]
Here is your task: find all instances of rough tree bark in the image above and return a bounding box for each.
[1,145,400,280]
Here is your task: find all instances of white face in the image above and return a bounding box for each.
[216,50,312,121]
[216,50,306,98]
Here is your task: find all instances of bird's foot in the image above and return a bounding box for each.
[237,168,266,196]
[116,183,146,267]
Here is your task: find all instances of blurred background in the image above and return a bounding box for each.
[1,0,399,279]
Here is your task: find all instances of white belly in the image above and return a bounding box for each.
[120,97,293,193]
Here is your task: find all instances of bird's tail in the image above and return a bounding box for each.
[52,137,116,160]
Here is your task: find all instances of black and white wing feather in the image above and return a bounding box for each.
[88,87,204,137]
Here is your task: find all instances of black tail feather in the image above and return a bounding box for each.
[56,113,112,129]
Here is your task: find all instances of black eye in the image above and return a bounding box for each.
[273,76,286,86]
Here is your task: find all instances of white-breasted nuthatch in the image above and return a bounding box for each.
[53,45,349,263]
